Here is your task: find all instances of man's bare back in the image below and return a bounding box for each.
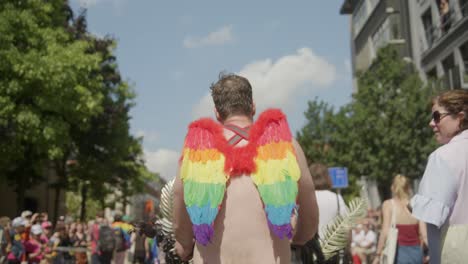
[173,74,318,264]
[174,125,318,263]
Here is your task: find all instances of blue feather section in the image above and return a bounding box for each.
[186,204,219,225]
[265,204,295,225]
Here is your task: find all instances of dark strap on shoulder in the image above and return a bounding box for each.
[224,124,250,146]
[336,193,341,217]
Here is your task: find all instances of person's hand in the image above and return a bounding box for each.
[372,256,380,264]
[31,213,39,223]
[423,255,430,264]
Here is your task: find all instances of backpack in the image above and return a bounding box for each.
[113,227,130,252]
[291,193,353,264]
[98,225,116,253]
[292,234,352,264]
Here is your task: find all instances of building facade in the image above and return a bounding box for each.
[341,0,468,90]
[417,0,468,89]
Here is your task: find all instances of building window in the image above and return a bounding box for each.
[369,0,380,12]
[460,41,468,84]
[353,1,368,37]
[426,68,438,80]
[442,54,460,88]
[461,0,468,17]
[421,8,434,49]
[372,19,392,50]
[372,17,401,52]
[426,68,442,88]
[442,53,455,74]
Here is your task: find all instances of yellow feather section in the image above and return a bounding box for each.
[180,152,228,184]
[251,151,300,185]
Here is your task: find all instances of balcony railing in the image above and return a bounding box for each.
[462,1,468,17]
[424,1,468,50]
[464,61,468,84]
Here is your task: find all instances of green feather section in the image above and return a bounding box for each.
[183,180,226,208]
[256,175,298,206]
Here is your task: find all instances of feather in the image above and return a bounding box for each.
[180,119,228,246]
[251,110,300,240]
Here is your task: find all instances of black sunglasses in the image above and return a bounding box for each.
[432,110,450,124]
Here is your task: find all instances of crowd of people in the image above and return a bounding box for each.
[0,211,162,264]
[2,75,467,264]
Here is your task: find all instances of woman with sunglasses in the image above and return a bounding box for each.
[410,89,468,264]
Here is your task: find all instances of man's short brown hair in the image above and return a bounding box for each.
[309,163,332,190]
[210,73,254,121]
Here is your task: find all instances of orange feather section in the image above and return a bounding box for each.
[184,148,222,162]
[256,141,295,160]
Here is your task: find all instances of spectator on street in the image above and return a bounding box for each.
[7,217,27,264]
[411,89,468,263]
[25,225,44,264]
[374,175,426,264]
[0,217,11,264]
[89,213,112,264]
[72,223,87,264]
[309,163,347,237]
[132,232,146,264]
[352,220,376,264]
[111,214,132,264]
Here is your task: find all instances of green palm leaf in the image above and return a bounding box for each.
[320,196,368,260]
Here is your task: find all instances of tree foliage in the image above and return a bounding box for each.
[298,46,439,199]
[0,1,156,217]
[0,1,103,211]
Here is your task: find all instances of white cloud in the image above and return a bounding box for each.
[193,47,336,118]
[76,0,126,12]
[77,0,97,7]
[183,25,234,48]
[144,149,180,181]
[345,59,352,73]
[136,130,159,144]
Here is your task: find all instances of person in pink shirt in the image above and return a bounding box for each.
[40,222,52,245]
[25,225,44,264]
[411,89,468,264]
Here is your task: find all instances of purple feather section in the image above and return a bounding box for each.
[268,220,293,239]
[193,224,214,246]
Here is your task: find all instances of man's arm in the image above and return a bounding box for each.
[173,167,194,260]
[291,139,319,245]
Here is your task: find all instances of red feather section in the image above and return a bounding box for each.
[250,109,291,145]
[185,118,224,149]
[224,144,257,176]
[183,109,289,177]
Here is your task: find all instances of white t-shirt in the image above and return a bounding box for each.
[315,190,347,237]
[361,230,377,249]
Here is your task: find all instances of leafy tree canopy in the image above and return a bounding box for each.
[298,46,439,199]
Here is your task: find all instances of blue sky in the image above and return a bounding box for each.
[70,0,353,181]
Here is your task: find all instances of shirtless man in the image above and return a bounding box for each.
[173,73,318,264]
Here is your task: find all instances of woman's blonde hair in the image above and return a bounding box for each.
[391,174,412,200]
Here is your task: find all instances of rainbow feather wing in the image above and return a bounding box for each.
[180,122,228,246]
[251,117,300,239]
